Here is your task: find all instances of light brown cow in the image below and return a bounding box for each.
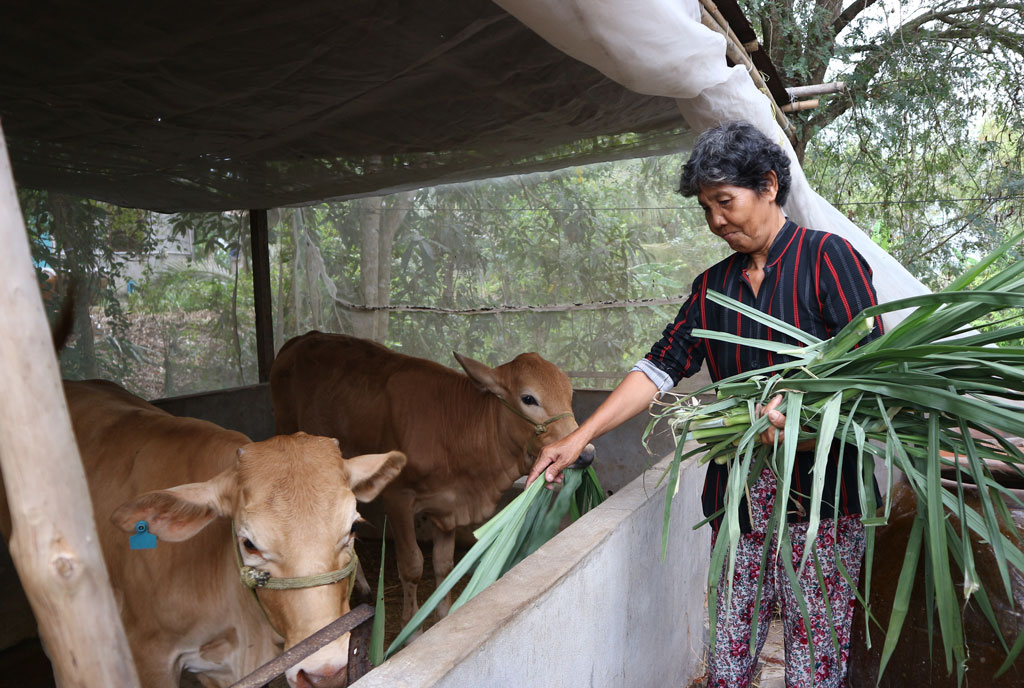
[1,380,405,688]
[270,332,595,624]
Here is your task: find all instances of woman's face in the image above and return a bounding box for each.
[697,176,780,256]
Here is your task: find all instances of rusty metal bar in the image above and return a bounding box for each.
[347,610,376,682]
[227,604,375,688]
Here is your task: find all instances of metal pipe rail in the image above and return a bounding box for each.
[228,604,375,688]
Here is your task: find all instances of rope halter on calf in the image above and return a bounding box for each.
[492,393,573,456]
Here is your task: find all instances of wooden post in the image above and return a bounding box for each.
[249,209,274,383]
[0,124,140,687]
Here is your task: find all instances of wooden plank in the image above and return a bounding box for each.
[249,209,274,383]
[0,124,140,686]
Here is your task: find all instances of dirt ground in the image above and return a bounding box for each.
[353,535,472,648]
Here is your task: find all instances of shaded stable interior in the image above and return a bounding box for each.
[3,1,755,683]
[4,1,978,686]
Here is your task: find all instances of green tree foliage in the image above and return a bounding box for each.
[24,0,1024,394]
[741,0,1024,289]
[20,190,157,382]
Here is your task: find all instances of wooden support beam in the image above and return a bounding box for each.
[249,209,274,383]
[0,124,140,687]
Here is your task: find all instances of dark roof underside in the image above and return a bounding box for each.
[1,0,689,212]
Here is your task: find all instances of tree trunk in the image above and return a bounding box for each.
[373,191,414,341]
[290,211,304,335]
[51,194,99,378]
[71,273,98,378]
[793,134,809,165]
[353,197,383,340]
[297,209,322,331]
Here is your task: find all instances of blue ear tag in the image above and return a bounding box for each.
[129,521,158,550]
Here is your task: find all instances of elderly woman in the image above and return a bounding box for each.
[528,121,882,687]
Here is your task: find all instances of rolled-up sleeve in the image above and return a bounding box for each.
[630,358,676,393]
[632,280,706,390]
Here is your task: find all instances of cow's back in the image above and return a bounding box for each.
[66,380,245,517]
[271,333,463,468]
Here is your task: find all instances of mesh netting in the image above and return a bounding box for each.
[28,158,728,397]
[2,0,687,213]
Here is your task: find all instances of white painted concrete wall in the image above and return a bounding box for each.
[355,454,711,688]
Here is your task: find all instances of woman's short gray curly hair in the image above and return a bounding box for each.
[678,121,792,206]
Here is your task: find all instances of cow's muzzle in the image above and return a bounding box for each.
[570,443,596,469]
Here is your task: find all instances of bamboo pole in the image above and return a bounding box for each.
[698,0,794,139]
[781,98,820,113]
[0,123,140,687]
[786,81,846,99]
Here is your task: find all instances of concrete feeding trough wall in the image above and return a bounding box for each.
[356,454,710,687]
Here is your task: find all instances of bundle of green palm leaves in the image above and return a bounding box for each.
[649,231,1024,684]
[370,465,604,663]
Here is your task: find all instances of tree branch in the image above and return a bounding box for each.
[899,2,1024,32]
[830,0,880,39]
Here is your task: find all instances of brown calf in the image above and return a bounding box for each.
[270,332,594,624]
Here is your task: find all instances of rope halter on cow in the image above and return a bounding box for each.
[233,523,359,635]
[493,394,573,456]
[239,557,359,592]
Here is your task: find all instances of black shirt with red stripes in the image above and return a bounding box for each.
[636,219,884,532]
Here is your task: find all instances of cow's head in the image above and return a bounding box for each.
[112,433,405,688]
[454,351,596,466]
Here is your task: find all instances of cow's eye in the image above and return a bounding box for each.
[241,538,259,554]
[521,394,537,406]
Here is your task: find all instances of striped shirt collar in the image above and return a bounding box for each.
[741,217,798,270]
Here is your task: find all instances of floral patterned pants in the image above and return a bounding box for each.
[707,468,866,688]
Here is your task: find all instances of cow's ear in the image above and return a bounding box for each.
[454,352,506,397]
[343,451,406,502]
[110,469,236,542]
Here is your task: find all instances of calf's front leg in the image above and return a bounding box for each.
[382,492,423,626]
[430,523,456,620]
